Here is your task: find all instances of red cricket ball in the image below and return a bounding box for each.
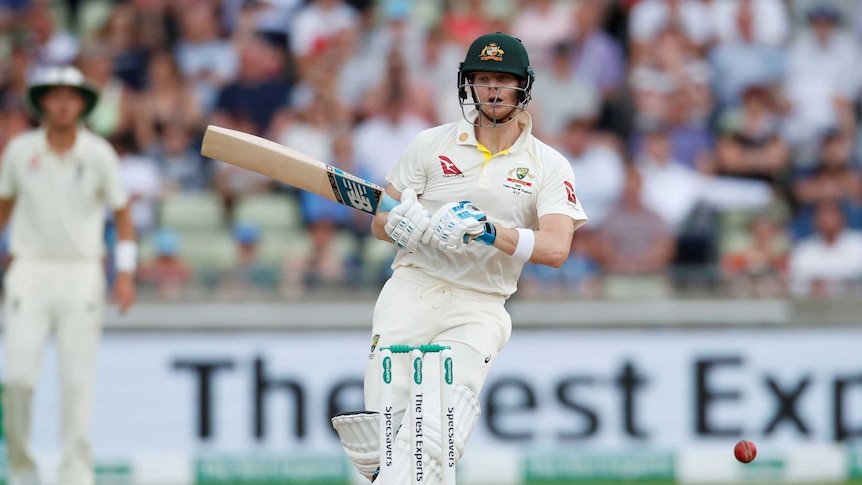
[734,440,757,463]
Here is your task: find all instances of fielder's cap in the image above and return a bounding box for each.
[26,65,99,119]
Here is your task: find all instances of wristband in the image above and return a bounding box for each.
[512,228,534,262]
[115,240,138,273]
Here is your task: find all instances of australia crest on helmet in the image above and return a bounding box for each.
[479,43,504,61]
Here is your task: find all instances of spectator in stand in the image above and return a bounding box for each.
[92,3,151,91]
[174,2,239,112]
[114,133,162,237]
[0,0,28,33]
[221,0,303,49]
[558,114,625,227]
[365,0,428,81]
[721,213,789,298]
[77,43,136,140]
[634,121,705,234]
[791,129,862,237]
[290,0,359,73]
[712,84,790,185]
[509,0,574,70]
[519,230,601,299]
[134,49,203,151]
[0,43,34,110]
[282,132,368,298]
[594,167,676,297]
[276,94,334,165]
[628,0,713,62]
[212,36,292,136]
[708,0,788,107]
[629,89,715,172]
[148,120,209,194]
[530,42,600,143]
[711,0,789,48]
[0,103,31,154]
[211,145,274,225]
[222,222,274,299]
[788,200,862,296]
[353,83,430,186]
[411,26,465,124]
[629,28,712,129]
[783,5,859,167]
[23,2,79,76]
[137,228,192,301]
[360,48,436,125]
[566,1,625,103]
[440,0,496,47]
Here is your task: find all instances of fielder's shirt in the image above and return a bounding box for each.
[0,126,129,260]
[388,110,588,297]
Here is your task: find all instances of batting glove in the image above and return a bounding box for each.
[383,188,430,252]
[421,201,496,252]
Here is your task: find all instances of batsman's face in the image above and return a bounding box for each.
[41,86,86,129]
[471,71,521,118]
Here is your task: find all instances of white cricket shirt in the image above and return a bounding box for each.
[0,127,129,260]
[387,110,588,298]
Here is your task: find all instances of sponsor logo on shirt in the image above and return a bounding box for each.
[29,156,40,171]
[564,180,577,204]
[502,167,535,195]
[506,167,534,187]
[438,156,464,177]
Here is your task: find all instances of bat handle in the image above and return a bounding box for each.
[379,194,399,213]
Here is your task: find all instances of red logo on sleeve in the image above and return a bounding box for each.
[438,156,464,177]
[564,181,577,204]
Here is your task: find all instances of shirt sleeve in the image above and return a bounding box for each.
[386,130,430,195]
[0,139,19,199]
[536,153,589,230]
[100,142,130,210]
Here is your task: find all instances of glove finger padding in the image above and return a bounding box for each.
[384,188,430,252]
[422,210,444,245]
[425,202,486,252]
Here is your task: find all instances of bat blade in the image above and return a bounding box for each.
[201,125,397,214]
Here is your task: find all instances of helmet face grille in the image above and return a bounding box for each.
[457,78,532,127]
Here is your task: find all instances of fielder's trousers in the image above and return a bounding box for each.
[3,259,105,485]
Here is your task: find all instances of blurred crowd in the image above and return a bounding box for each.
[2,0,862,300]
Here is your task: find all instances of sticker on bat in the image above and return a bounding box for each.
[326,166,384,214]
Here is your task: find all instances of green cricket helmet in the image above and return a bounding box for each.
[458,32,535,124]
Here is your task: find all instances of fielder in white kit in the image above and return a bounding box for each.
[332,33,588,483]
[0,66,137,485]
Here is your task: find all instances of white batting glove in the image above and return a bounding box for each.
[421,201,487,252]
[383,188,430,252]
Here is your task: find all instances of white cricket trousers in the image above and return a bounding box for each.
[3,259,106,485]
[364,266,512,418]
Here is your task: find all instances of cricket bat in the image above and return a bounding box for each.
[201,125,398,215]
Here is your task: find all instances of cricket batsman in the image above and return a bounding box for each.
[0,66,137,485]
[332,32,588,483]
